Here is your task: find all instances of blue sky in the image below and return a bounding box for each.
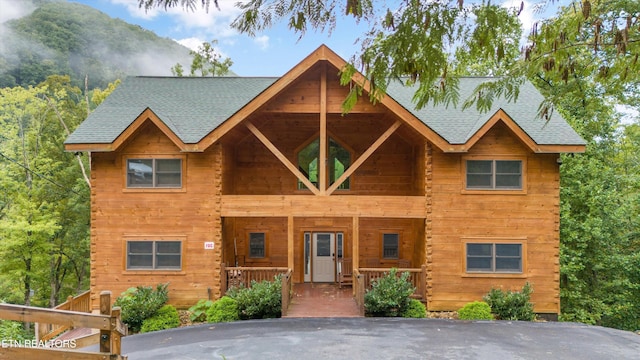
[67,0,550,77]
[70,0,373,76]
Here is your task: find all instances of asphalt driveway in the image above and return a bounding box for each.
[117,318,640,359]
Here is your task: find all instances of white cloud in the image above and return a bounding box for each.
[177,37,204,51]
[106,0,242,39]
[0,0,35,23]
[254,35,269,50]
[108,0,162,20]
[502,0,535,37]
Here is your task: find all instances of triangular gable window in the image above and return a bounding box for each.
[297,136,351,190]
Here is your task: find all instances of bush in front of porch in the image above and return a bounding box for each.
[225,275,283,320]
[364,268,415,317]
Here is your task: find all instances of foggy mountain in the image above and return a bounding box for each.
[0,0,191,89]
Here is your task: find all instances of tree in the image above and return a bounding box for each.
[171,40,233,77]
[139,0,639,115]
[0,76,93,315]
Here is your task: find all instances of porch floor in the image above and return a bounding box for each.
[284,283,361,318]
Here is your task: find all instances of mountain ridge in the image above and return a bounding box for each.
[0,0,191,89]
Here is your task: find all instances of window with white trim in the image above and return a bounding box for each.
[382,233,399,259]
[466,160,522,190]
[466,243,522,273]
[127,158,182,188]
[126,241,182,270]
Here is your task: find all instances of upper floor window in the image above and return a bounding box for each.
[127,159,182,188]
[466,160,522,190]
[297,137,351,190]
[126,240,182,270]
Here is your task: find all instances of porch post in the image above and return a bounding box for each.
[352,216,359,296]
[288,215,294,270]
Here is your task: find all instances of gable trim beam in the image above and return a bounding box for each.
[326,120,402,195]
[245,122,321,195]
[319,64,328,195]
[198,47,333,151]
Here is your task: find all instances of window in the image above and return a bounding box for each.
[382,233,399,259]
[466,243,522,273]
[127,158,182,188]
[127,241,182,270]
[249,232,266,258]
[466,160,522,190]
[297,136,351,190]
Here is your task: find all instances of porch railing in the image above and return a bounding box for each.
[355,265,427,315]
[35,290,92,342]
[221,265,292,316]
[221,264,290,293]
[353,269,365,316]
[280,269,293,317]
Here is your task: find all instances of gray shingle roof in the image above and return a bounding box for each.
[386,77,585,145]
[65,77,277,144]
[65,76,585,147]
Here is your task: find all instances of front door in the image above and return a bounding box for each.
[312,233,335,282]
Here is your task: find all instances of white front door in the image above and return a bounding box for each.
[312,233,335,282]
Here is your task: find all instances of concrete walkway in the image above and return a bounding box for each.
[115,318,640,360]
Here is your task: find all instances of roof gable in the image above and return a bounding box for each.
[65,45,585,153]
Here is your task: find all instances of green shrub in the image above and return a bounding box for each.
[458,301,494,320]
[140,305,180,333]
[189,299,214,322]
[206,296,239,322]
[364,268,415,317]
[0,320,32,341]
[483,282,535,321]
[402,299,426,318]
[114,283,169,333]
[227,275,282,320]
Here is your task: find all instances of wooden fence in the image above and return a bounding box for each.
[35,290,91,342]
[0,291,127,360]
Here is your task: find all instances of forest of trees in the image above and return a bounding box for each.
[0,0,639,336]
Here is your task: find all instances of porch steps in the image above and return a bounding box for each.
[284,283,361,318]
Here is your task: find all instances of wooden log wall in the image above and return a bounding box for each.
[90,122,222,310]
[428,123,561,314]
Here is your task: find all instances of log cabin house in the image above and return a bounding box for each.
[65,45,585,317]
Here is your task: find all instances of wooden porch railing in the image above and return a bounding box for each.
[221,265,292,317]
[221,264,290,293]
[280,269,293,317]
[355,265,427,315]
[0,291,127,360]
[353,269,366,316]
[35,290,91,342]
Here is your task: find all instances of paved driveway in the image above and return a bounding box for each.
[119,318,640,360]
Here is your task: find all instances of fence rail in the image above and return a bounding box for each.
[221,265,291,293]
[36,290,91,342]
[0,291,127,360]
